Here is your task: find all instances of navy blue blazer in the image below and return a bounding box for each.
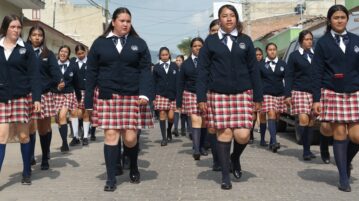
[260,59,287,96]
[196,33,263,102]
[153,61,177,100]
[0,40,41,103]
[85,35,153,109]
[176,57,198,107]
[52,60,75,94]
[38,50,63,93]
[284,50,313,97]
[72,57,87,100]
[312,31,359,102]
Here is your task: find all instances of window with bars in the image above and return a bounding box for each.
[32,9,41,20]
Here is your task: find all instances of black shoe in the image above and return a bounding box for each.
[116,165,124,176]
[31,157,36,166]
[129,169,141,183]
[347,163,353,178]
[303,155,312,161]
[21,176,32,185]
[193,153,201,160]
[104,184,116,192]
[338,184,351,192]
[172,129,179,137]
[200,148,208,156]
[248,139,254,144]
[221,182,232,190]
[180,129,186,136]
[82,138,89,146]
[269,143,280,153]
[41,160,49,170]
[69,138,80,146]
[60,144,69,153]
[321,151,330,164]
[260,141,268,147]
[161,139,168,146]
[90,135,96,141]
[212,163,222,172]
[230,155,242,179]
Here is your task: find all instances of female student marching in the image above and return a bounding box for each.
[260,43,287,153]
[177,37,206,160]
[0,15,41,184]
[172,55,184,137]
[85,7,154,191]
[53,45,78,153]
[312,4,359,192]
[27,25,64,170]
[197,5,262,189]
[153,47,177,146]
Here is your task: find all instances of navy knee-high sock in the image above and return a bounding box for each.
[39,134,49,161]
[320,134,330,153]
[333,140,349,187]
[59,124,68,146]
[217,141,231,184]
[298,126,310,156]
[200,128,207,149]
[90,126,96,137]
[187,117,192,133]
[208,134,219,166]
[173,112,179,130]
[117,139,122,166]
[20,142,31,177]
[347,141,359,167]
[104,144,118,185]
[260,123,267,143]
[159,120,166,140]
[167,121,173,135]
[29,133,36,160]
[127,143,139,171]
[47,130,52,150]
[231,140,247,170]
[0,144,6,171]
[192,128,201,154]
[267,120,277,145]
[250,119,256,140]
[180,114,186,131]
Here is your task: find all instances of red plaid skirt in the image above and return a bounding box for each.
[53,92,78,112]
[262,95,287,113]
[320,89,359,123]
[31,92,56,119]
[91,88,99,127]
[182,90,201,115]
[77,90,85,109]
[206,92,215,128]
[207,90,254,129]
[154,95,176,111]
[291,90,313,115]
[97,94,154,130]
[0,95,32,123]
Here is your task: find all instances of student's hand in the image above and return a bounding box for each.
[284,97,292,107]
[138,98,148,106]
[57,81,65,91]
[198,102,207,113]
[312,102,321,116]
[254,102,262,111]
[34,101,41,112]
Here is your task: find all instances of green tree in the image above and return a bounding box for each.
[177,37,192,57]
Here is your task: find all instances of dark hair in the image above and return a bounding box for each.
[218,4,243,33]
[326,4,349,32]
[158,47,171,60]
[209,19,219,31]
[298,30,313,45]
[255,47,263,54]
[75,44,87,53]
[58,45,71,60]
[102,7,139,37]
[0,14,22,37]
[265,43,277,51]
[176,55,184,61]
[26,25,50,58]
[190,37,204,48]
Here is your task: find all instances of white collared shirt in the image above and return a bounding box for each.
[76,57,87,69]
[218,28,238,51]
[265,57,278,72]
[58,60,70,74]
[191,54,198,67]
[106,31,128,54]
[159,60,171,74]
[0,37,25,61]
[331,30,348,53]
[33,47,42,56]
[298,47,314,63]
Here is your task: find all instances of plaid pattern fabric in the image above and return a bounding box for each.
[9,95,32,123]
[97,94,154,130]
[262,95,287,113]
[91,88,99,127]
[206,92,215,128]
[207,90,254,129]
[320,89,359,123]
[0,102,11,123]
[182,90,200,115]
[291,90,313,115]
[77,90,86,109]
[31,92,56,119]
[154,95,176,111]
[53,92,78,112]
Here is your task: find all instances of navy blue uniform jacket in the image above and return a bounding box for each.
[260,59,286,96]
[153,62,177,101]
[176,57,197,107]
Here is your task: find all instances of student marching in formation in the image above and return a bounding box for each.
[27,25,64,170]
[72,44,91,145]
[85,7,154,191]
[197,5,262,189]
[312,4,359,192]
[53,45,78,153]
[0,15,41,184]
[153,47,177,146]
[259,43,287,153]
[284,30,317,160]
[177,37,207,160]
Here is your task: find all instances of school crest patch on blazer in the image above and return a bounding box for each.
[280,66,285,72]
[173,70,176,75]
[354,45,359,53]
[131,45,138,51]
[69,72,74,77]
[239,42,246,49]
[19,48,26,54]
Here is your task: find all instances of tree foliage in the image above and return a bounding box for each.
[177,37,192,57]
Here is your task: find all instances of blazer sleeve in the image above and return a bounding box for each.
[138,41,154,101]
[312,41,325,102]
[48,51,63,86]
[28,47,41,102]
[246,38,263,102]
[196,40,211,103]
[85,40,100,109]
[284,53,295,98]
[176,65,185,108]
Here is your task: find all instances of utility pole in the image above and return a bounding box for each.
[105,0,109,27]
[53,2,56,28]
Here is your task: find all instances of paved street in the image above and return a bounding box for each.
[0,124,358,201]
